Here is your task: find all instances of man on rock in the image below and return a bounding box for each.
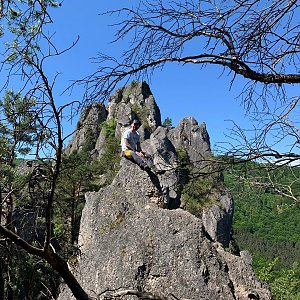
[121,119,150,171]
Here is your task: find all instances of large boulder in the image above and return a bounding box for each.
[167,117,233,247]
[58,160,272,300]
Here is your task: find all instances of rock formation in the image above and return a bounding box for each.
[65,102,107,155]
[58,81,273,300]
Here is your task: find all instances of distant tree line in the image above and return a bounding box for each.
[224,162,300,299]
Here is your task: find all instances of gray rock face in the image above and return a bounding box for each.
[65,102,107,154]
[142,126,179,206]
[107,81,161,135]
[58,82,272,300]
[202,193,233,247]
[167,117,232,247]
[168,117,211,168]
[58,161,272,300]
[95,81,161,157]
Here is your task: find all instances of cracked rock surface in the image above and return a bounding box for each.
[58,81,273,300]
[58,161,272,300]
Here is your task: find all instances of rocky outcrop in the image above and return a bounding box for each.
[58,160,271,300]
[65,102,107,155]
[106,81,161,136]
[65,81,162,160]
[168,117,211,168]
[58,81,272,300]
[95,81,161,158]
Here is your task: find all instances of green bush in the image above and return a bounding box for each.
[102,118,117,138]
[91,136,121,186]
[91,118,121,186]
[182,177,219,216]
[176,147,220,216]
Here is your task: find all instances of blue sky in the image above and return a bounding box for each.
[46,1,254,152]
[1,1,299,157]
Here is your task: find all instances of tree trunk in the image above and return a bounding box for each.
[43,250,92,300]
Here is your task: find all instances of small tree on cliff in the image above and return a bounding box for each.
[163,117,173,129]
[79,0,300,203]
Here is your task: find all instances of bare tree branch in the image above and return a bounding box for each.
[76,0,300,103]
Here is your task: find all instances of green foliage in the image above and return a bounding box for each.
[54,150,94,250]
[162,117,173,128]
[91,135,121,187]
[12,158,26,167]
[102,118,117,138]
[224,161,300,299]
[82,128,98,153]
[53,222,63,236]
[176,147,220,216]
[0,91,38,210]
[176,147,191,185]
[0,90,37,161]
[0,2,65,299]
[225,162,300,246]
[258,258,300,300]
[122,80,139,102]
[9,249,60,300]
[87,118,121,186]
[1,0,60,51]
[182,177,219,216]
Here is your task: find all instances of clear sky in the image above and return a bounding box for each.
[14,1,279,153]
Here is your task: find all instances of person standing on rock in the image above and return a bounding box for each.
[121,119,150,171]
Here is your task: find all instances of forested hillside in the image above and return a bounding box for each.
[224,162,300,299]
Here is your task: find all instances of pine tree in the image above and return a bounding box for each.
[0,90,40,299]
